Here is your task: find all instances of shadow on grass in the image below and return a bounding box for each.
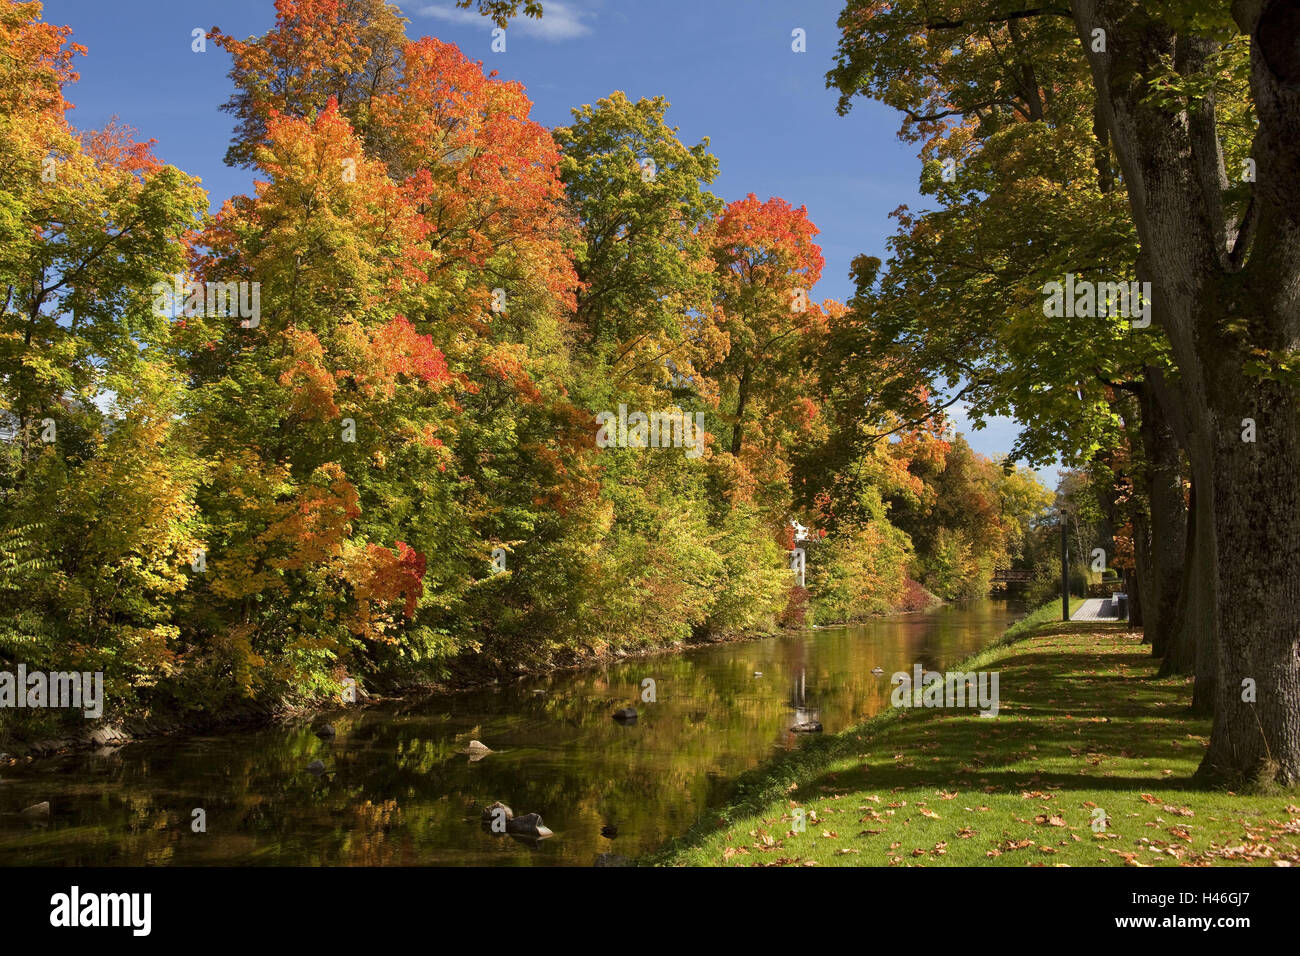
[643,612,1215,864]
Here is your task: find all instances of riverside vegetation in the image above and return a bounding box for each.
[0,0,1051,745]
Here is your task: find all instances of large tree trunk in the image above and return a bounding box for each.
[1202,369,1300,781]
[1074,0,1300,783]
[1179,475,1218,715]
[1137,383,1190,669]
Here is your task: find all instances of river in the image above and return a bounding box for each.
[0,599,1023,866]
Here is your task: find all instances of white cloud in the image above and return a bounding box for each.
[415,2,593,41]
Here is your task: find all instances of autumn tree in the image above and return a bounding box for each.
[0,0,207,706]
[554,92,724,405]
[708,195,828,462]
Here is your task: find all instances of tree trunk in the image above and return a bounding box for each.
[1181,476,1219,716]
[732,360,751,455]
[1199,326,1300,783]
[1138,383,1189,668]
[1125,565,1142,629]
[1129,505,1152,634]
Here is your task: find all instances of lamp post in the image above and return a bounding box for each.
[1060,509,1070,622]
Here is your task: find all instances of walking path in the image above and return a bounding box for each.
[1071,597,1122,621]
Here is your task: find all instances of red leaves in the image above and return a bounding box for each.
[370,36,578,314]
[365,539,426,619]
[81,120,162,176]
[712,193,825,289]
[278,318,450,424]
[342,539,427,638]
[479,344,542,404]
[368,316,451,392]
[264,464,361,572]
[279,328,340,419]
[0,1,85,121]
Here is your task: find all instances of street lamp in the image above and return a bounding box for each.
[1060,508,1070,622]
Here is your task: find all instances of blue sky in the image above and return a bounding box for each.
[42,0,1049,478]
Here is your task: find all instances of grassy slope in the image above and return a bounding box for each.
[654,602,1300,867]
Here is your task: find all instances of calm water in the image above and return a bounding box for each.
[0,600,1021,866]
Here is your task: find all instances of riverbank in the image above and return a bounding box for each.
[652,602,1300,866]
[1,596,949,764]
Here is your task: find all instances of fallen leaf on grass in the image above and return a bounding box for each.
[1109,849,1149,867]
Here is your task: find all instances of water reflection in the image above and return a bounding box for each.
[0,600,1022,866]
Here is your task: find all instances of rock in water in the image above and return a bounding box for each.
[465,740,492,755]
[314,723,336,739]
[481,801,514,826]
[506,812,553,839]
[612,707,637,722]
[307,759,326,776]
[20,801,50,820]
[790,721,823,733]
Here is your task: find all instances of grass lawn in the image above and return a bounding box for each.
[655,604,1300,867]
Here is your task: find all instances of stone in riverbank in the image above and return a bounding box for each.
[481,801,513,833]
[506,812,553,839]
[612,707,637,722]
[463,740,492,761]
